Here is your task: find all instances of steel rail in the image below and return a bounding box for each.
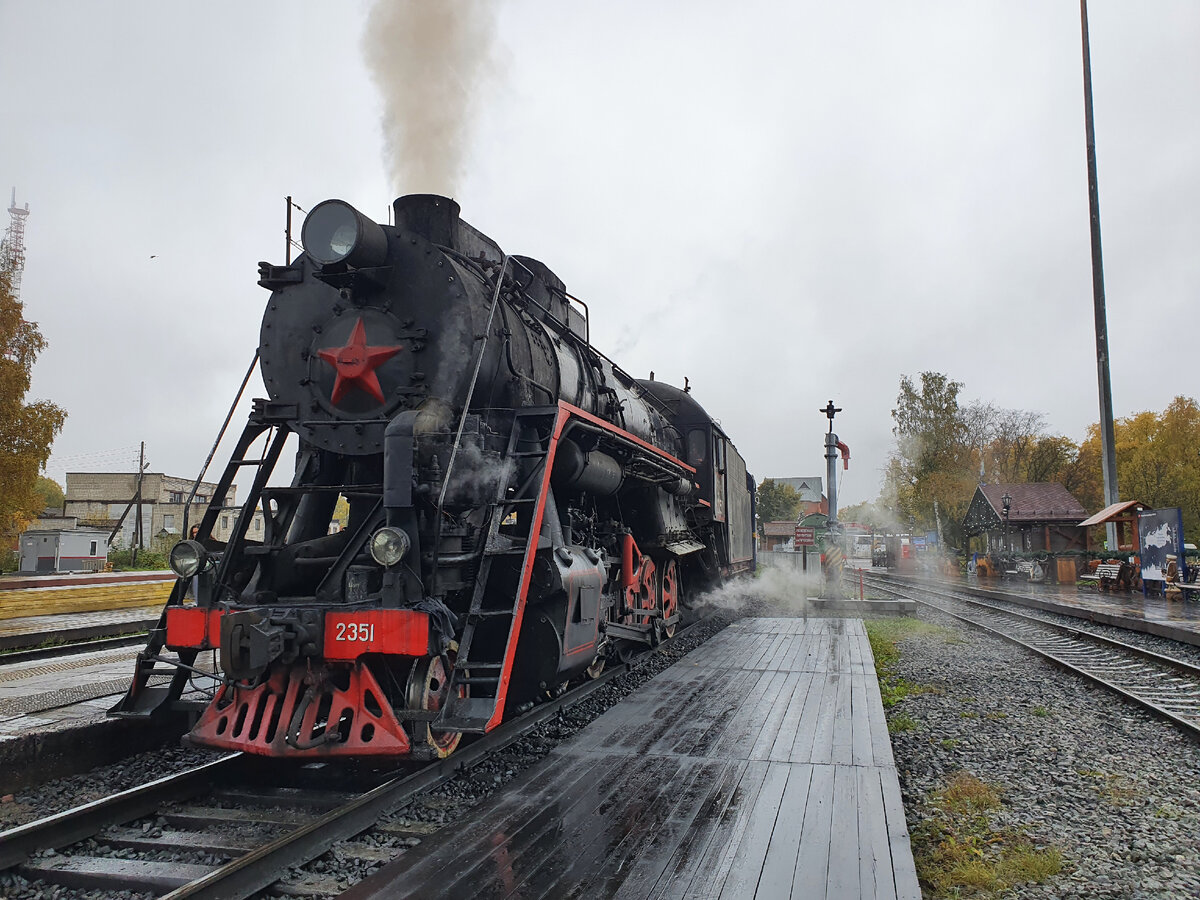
[863,574,1200,741]
[868,575,1200,677]
[0,754,244,870]
[0,617,707,898]
[161,620,710,900]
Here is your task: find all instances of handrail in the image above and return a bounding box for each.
[182,351,260,537]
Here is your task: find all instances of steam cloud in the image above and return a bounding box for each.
[693,565,820,618]
[363,0,498,196]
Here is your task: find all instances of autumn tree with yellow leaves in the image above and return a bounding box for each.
[0,265,66,545]
[879,371,1200,548]
[1075,397,1200,539]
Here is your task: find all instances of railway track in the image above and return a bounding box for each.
[863,573,1200,741]
[0,619,708,898]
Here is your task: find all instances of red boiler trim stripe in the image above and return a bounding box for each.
[556,401,696,474]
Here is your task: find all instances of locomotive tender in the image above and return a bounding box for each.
[111,195,755,759]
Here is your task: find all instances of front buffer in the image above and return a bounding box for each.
[163,606,461,759]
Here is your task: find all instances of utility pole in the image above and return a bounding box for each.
[1080,0,1120,551]
[132,442,146,565]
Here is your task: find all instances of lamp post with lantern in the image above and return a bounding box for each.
[1001,492,1012,554]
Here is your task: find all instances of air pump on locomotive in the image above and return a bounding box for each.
[111,195,756,759]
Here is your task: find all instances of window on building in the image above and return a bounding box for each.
[254,518,261,531]
[221,516,229,530]
[169,491,183,503]
[90,541,98,555]
[163,514,175,531]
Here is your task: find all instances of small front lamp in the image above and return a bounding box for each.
[369,526,411,568]
[169,540,208,579]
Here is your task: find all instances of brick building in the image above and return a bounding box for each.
[64,472,250,547]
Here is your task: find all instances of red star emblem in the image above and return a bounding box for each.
[316,317,402,405]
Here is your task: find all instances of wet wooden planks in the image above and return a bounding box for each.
[344,617,919,900]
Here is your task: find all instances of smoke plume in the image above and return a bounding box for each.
[363,1,497,197]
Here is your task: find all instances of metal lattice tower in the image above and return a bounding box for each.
[2,187,30,299]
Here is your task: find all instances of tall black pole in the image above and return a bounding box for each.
[133,441,145,566]
[1080,0,1120,550]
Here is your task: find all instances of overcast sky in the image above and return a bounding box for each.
[1,1,1196,508]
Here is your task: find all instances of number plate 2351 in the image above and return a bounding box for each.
[334,621,376,643]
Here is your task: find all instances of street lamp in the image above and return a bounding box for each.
[1001,492,1012,553]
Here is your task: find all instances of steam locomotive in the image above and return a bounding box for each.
[111,195,755,759]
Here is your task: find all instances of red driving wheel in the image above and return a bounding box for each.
[659,558,679,638]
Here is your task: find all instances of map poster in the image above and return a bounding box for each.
[1137,508,1185,581]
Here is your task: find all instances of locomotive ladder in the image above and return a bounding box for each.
[436,405,563,734]
[110,415,288,718]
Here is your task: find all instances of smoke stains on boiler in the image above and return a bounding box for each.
[363,1,499,196]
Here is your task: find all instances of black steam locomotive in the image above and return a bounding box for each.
[112,195,755,759]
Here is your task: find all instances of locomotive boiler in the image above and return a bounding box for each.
[111,195,755,760]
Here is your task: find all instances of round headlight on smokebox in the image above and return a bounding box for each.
[301,199,389,268]
[169,540,208,579]
[369,526,411,567]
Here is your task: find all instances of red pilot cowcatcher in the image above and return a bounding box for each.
[317,317,401,405]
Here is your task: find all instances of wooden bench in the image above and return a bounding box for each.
[1174,582,1200,600]
[1078,562,1124,590]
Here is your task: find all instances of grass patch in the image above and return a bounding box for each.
[866,618,951,710]
[912,772,1064,897]
[865,616,954,667]
[1076,770,1143,806]
[1031,705,1049,717]
[959,711,978,720]
[888,712,918,733]
[879,676,931,709]
[940,738,959,750]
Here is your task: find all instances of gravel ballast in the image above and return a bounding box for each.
[888,602,1200,899]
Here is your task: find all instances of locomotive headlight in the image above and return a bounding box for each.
[301,199,389,268]
[369,526,411,568]
[169,540,208,579]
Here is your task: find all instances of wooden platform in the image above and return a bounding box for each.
[0,576,172,622]
[345,617,920,899]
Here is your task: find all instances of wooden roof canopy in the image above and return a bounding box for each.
[1077,500,1147,528]
[961,483,1087,536]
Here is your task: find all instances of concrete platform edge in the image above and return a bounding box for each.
[0,619,158,653]
[0,716,188,794]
